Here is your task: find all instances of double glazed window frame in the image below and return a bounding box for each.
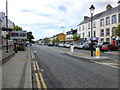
[100,19,104,26]
[106,17,110,25]
[112,15,117,24]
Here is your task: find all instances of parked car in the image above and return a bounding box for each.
[58,43,64,47]
[94,42,110,50]
[47,43,54,46]
[83,42,96,50]
[64,43,70,48]
[75,43,84,49]
[101,44,118,52]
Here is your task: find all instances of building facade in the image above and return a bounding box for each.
[0,12,15,38]
[77,3,120,43]
[66,29,77,41]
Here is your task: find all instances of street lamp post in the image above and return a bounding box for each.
[6,0,9,53]
[89,5,95,57]
[61,26,65,43]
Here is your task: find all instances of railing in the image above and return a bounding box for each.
[1,45,15,61]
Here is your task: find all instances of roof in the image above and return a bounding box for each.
[78,5,120,26]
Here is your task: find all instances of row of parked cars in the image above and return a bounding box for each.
[47,42,119,52]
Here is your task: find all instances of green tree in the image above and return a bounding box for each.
[114,24,120,37]
[43,37,50,43]
[27,32,34,43]
[73,34,80,40]
[13,25,22,30]
[54,38,60,43]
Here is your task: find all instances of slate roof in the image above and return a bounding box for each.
[78,5,120,26]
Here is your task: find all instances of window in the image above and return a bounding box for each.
[79,26,81,31]
[83,33,84,38]
[100,38,104,42]
[88,23,90,29]
[118,13,120,22]
[106,28,110,36]
[94,31,96,37]
[100,29,104,37]
[112,15,117,24]
[83,25,84,30]
[88,31,90,37]
[100,19,104,26]
[106,17,110,25]
[93,21,96,28]
[79,33,81,38]
[112,27,116,36]
[106,38,110,42]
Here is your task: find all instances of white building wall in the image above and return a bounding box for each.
[77,9,120,43]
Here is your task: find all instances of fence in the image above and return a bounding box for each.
[1,45,15,63]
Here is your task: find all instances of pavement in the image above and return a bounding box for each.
[64,51,120,68]
[2,47,32,89]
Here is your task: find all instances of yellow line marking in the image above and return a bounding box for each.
[39,73,47,89]
[35,73,41,89]
[32,52,35,58]
[74,54,89,56]
[36,61,40,71]
[33,53,35,58]
[33,61,36,71]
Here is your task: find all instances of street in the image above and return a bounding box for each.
[30,44,119,88]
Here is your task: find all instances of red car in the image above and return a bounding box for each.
[101,44,118,51]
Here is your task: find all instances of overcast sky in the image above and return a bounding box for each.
[0,0,118,40]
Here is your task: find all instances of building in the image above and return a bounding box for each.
[66,28,77,43]
[54,33,66,41]
[0,12,15,38]
[0,19,2,45]
[77,3,120,44]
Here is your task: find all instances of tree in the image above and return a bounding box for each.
[54,38,60,43]
[73,34,80,40]
[13,25,22,30]
[27,32,34,43]
[114,24,120,37]
[43,37,50,44]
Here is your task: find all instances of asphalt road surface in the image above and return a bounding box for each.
[31,45,118,88]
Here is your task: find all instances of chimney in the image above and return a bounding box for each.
[118,0,120,6]
[84,16,89,20]
[106,4,112,10]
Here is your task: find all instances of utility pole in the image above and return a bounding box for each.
[6,0,8,52]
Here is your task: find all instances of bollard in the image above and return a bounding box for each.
[71,45,74,53]
[96,47,100,58]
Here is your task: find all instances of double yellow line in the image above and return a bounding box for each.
[33,61,47,90]
[32,52,35,59]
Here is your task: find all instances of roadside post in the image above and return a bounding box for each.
[71,45,74,53]
[96,47,100,58]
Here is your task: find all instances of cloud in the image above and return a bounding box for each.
[0,0,118,40]
[58,5,67,13]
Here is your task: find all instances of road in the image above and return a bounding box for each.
[31,45,118,88]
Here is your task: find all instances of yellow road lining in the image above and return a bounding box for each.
[36,61,40,71]
[33,61,36,71]
[32,52,35,58]
[109,53,120,55]
[74,54,89,56]
[39,73,47,89]
[35,73,41,89]
[33,61,47,89]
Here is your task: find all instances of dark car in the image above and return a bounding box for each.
[101,44,118,52]
[83,42,96,50]
[47,43,54,46]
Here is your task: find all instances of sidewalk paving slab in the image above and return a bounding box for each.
[2,47,32,88]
